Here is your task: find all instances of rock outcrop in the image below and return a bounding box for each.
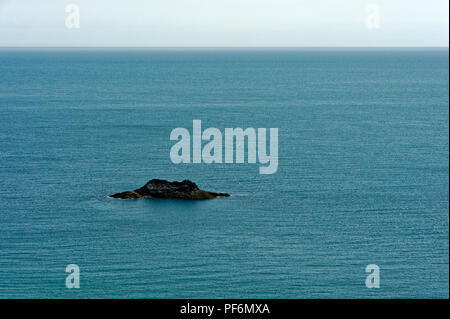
[109,179,230,200]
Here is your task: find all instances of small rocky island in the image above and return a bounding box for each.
[109,179,230,200]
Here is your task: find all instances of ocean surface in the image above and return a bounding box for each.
[0,48,448,298]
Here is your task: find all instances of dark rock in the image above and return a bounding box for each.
[109,179,230,200]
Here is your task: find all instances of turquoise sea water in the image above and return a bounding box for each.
[0,48,448,298]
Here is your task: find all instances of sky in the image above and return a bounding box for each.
[0,0,448,46]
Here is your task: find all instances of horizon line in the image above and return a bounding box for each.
[0,45,448,49]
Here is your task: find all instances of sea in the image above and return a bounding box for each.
[0,47,448,298]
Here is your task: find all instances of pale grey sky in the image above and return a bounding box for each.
[0,0,448,46]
